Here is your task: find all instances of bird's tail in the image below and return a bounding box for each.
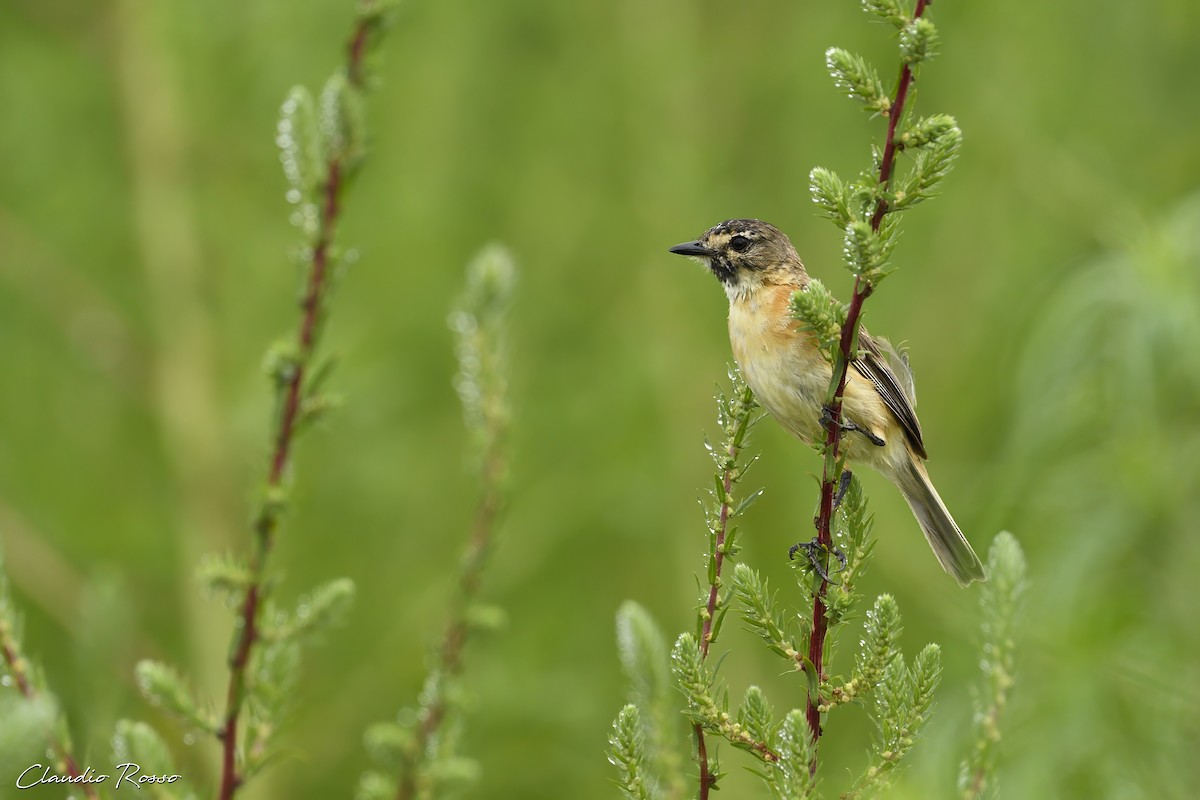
[894,457,986,586]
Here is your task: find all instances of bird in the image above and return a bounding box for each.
[670,218,986,586]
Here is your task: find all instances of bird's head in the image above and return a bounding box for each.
[669,219,804,297]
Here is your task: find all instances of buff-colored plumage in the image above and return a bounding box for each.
[671,218,985,586]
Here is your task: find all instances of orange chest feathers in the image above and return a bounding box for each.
[727,284,832,446]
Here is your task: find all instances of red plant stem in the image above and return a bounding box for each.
[700,444,737,659]
[804,0,933,762]
[396,451,505,800]
[1,631,98,798]
[695,725,713,797]
[691,438,738,800]
[700,434,739,799]
[216,13,375,799]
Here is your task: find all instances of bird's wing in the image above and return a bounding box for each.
[853,333,927,459]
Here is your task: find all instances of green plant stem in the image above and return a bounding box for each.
[0,620,97,799]
[805,0,932,764]
[215,16,376,800]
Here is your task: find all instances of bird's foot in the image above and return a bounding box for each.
[834,469,853,509]
[788,537,848,583]
[820,406,885,447]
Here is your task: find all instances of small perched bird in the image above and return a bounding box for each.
[670,218,986,585]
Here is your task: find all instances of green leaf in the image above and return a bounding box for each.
[856,594,903,694]
[608,705,661,800]
[262,339,301,389]
[959,532,1027,798]
[283,578,356,641]
[826,48,891,115]
[899,18,939,65]
[894,122,962,211]
[319,71,361,165]
[790,280,846,363]
[134,661,214,733]
[111,720,178,779]
[862,0,909,27]
[426,756,481,790]
[731,563,802,662]
[910,642,942,721]
[670,633,709,716]
[809,166,854,228]
[615,602,671,714]
[363,722,414,771]
[738,686,775,745]
[196,553,252,599]
[277,86,324,205]
[899,114,957,151]
[464,602,508,633]
[842,217,900,282]
[769,710,817,799]
[0,694,56,779]
[354,771,397,800]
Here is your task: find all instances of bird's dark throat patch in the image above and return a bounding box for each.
[709,256,737,285]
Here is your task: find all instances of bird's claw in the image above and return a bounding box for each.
[820,406,885,447]
[834,469,853,509]
[788,537,848,583]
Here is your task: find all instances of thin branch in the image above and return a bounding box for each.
[805,0,933,762]
[694,420,738,798]
[0,618,98,799]
[215,14,378,800]
[394,245,514,800]
[396,450,507,800]
[691,380,758,799]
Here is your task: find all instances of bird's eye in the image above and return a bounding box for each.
[729,235,752,253]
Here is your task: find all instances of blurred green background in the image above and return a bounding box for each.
[2,0,1200,798]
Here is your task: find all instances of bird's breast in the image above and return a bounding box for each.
[727,286,831,447]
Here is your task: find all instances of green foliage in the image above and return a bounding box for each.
[670,633,778,764]
[356,770,399,800]
[111,720,196,799]
[790,279,847,362]
[803,4,961,299]
[899,18,939,65]
[197,552,254,599]
[278,85,324,216]
[615,395,957,799]
[319,71,365,168]
[825,48,891,115]
[823,473,875,624]
[892,123,963,212]
[827,593,902,711]
[134,660,216,734]
[608,705,661,800]
[615,601,686,797]
[738,686,775,746]
[8,0,1198,798]
[262,578,356,642]
[808,166,853,227]
[695,368,760,648]
[450,243,517,462]
[847,643,942,798]
[960,532,1027,798]
[731,562,804,663]
[364,244,517,800]
[766,711,817,800]
[898,114,957,150]
[862,0,909,28]
[842,216,901,282]
[0,693,56,779]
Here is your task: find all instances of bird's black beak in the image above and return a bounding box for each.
[669,240,715,258]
